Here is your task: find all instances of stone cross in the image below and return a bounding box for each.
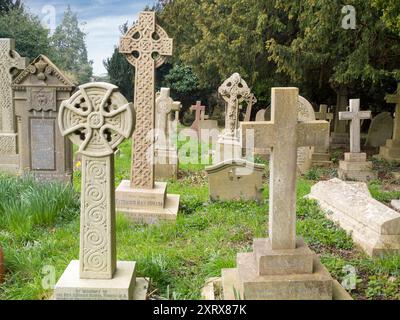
[386,84,400,141]
[58,83,134,279]
[155,88,173,146]
[241,88,329,250]
[119,11,173,189]
[190,101,206,134]
[315,104,333,122]
[0,39,27,133]
[244,93,257,122]
[219,73,251,137]
[339,99,371,153]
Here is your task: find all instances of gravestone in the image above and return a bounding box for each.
[379,84,400,161]
[331,87,350,148]
[338,99,375,182]
[312,104,333,166]
[308,178,400,257]
[0,39,28,173]
[154,88,179,180]
[255,109,266,122]
[0,245,4,284]
[214,73,252,163]
[190,101,205,134]
[55,82,148,300]
[365,112,393,148]
[244,93,257,122]
[12,55,74,183]
[206,159,265,202]
[206,87,350,300]
[116,11,180,223]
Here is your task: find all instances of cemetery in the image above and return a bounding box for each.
[0,0,400,302]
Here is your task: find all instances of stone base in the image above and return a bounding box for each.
[54,260,149,300]
[116,180,180,224]
[203,237,352,300]
[0,133,19,173]
[378,139,400,162]
[311,152,332,167]
[214,136,242,164]
[0,154,19,174]
[338,153,376,182]
[155,148,178,180]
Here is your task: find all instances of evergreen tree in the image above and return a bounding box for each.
[50,6,93,84]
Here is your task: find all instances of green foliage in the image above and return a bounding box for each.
[0,0,21,13]
[368,181,400,204]
[372,0,400,35]
[0,8,52,60]
[50,6,93,84]
[366,275,400,300]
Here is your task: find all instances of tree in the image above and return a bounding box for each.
[0,7,52,60]
[50,6,93,84]
[0,0,21,13]
[372,0,400,35]
[266,0,400,111]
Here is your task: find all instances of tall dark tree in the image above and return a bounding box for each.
[50,6,93,84]
[0,0,22,13]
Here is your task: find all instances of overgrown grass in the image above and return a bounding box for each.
[1,140,400,300]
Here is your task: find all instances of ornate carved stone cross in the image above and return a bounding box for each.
[190,101,205,134]
[219,73,251,137]
[119,11,173,189]
[339,99,371,153]
[244,93,257,122]
[386,84,400,141]
[59,83,134,279]
[241,88,329,250]
[315,104,333,122]
[0,39,26,134]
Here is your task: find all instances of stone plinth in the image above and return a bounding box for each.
[205,159,265,202]
[214,136,242,163]
[155,148,178,180]
[116,180,179,224]
[338,153,375,182]
[54,260,148,300]
[308,178,400,257]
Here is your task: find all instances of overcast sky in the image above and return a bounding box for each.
[24,0,155,75]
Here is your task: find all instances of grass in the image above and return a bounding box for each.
[1,139,400,300]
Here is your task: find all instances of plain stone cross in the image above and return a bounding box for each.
[190,101,205,134]
[315,105,333,122]
[241,88,329,250]
[339,99,371,153]
[59,83,134,279]
[386,84,400,141]
[0,39,27,133]
[119,11,173,189]
[219,73,251,137]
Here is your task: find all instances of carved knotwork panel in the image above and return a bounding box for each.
[59,82,135,157]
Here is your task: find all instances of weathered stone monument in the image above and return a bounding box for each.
[365,112,394,148]
[309,178,400,257]
[243,93,257,122]
[116,11,180,223]
[205,88,350,300]
[312,105,333,166]
[12,55,74,183]
[55,82,148,300]
[331,87,350,148]
[379,84,400,161]
[190,101,205,134]
[154,88,179,180]
[214,73,252,163]
[0,39,27,173]
[255,108,267,122]
[338,99,375,182]
[206,159,265,202]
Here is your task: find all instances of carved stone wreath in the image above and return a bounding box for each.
[58,82,135,157]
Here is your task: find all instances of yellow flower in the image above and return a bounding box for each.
[76,161,82,168]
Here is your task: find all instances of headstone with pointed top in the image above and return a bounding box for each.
[12,55,74,183]
[312,104,333,166]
